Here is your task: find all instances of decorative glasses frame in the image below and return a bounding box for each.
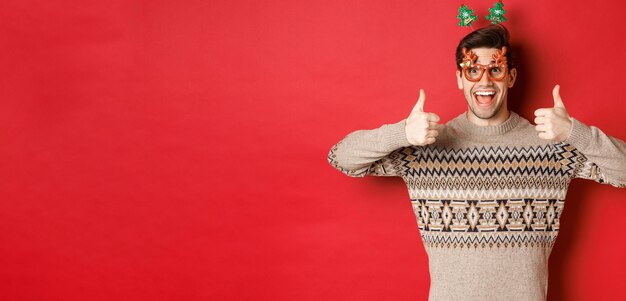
[460,47,509,82]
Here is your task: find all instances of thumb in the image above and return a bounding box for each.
[411,89,426,113]
[553,84,565,108]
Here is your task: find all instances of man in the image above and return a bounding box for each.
[327,24,626,301]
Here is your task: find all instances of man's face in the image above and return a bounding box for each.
[456,47,517,123]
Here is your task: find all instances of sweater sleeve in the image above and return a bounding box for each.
[327,119,413,177]
[563,118,626,188]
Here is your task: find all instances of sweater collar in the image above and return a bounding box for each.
[455,111,521,136]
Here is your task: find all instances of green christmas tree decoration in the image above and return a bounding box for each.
[486,1,507,24]
[457,5,478,27]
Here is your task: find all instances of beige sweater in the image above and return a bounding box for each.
[327,111,626,301]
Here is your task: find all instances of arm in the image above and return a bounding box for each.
[534,85,625,187]
[327,89,440,177]
[327,120,411,177]
[563,118,626,188]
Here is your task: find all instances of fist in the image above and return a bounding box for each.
[534,84,573,142]
[405,89,441,146]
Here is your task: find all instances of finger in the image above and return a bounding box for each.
[535,124,549,132]
[426,113,440,122]
[534,116,547,125]
[553,84,565,108]
[534,108,552,117]
[538,132,553,140]
[428,122,440,130]
[411,89,426,113]
[424,137,436,144]
[426,129,439,138]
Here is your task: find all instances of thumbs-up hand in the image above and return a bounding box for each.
[405,89,441,146]
[533,84,573,142]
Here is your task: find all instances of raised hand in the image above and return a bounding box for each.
[533,84,573,142]
[405,89,441,146]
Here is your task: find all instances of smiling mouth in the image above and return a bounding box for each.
[473,90,496,107]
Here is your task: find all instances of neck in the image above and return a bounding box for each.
[466,107,510,126]
[456,110,520,136]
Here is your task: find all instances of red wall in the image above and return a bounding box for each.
[1,1,625,300]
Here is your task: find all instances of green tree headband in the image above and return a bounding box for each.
[457,1,507,27]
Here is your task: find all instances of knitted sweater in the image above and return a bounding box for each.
[327,111,626,301]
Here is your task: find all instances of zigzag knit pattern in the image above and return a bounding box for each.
[329,143,578,250]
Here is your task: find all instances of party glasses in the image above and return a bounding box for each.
[460,47,508,82]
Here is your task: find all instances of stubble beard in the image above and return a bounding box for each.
[465,90,504,120]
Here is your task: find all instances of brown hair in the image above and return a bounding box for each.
[455,24,514,72]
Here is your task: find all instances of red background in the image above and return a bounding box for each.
[1,0,625,300]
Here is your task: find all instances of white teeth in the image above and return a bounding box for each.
[475,91,496,96]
